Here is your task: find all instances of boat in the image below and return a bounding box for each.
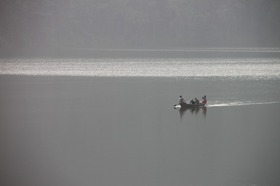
[174,102,207,119]
[174,102,207,110]
[174,95,207,110]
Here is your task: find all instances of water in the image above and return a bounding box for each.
[1,58,280,79]
[1,58,280,186]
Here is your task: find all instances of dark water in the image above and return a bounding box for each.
[1,76,280,186]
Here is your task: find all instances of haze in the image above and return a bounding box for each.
[1,0,280,57]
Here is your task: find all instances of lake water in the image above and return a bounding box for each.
[1,58,280,186]
[1,58,280,79]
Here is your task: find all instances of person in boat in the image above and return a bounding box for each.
[201,95,207,104]
[190,99,195,104]
[178,95,186,104]
[194,98,199,105]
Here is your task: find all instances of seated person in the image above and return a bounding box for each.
[179,95,185,104]
[190,99,195,104]
[194,98,199,104]
[201,95,207,104]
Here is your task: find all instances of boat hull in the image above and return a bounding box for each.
[179,102,206,109]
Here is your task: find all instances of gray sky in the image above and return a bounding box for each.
[1,0,280,57]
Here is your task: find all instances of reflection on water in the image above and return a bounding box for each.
[178,106,207,119]
[1,58,280,79]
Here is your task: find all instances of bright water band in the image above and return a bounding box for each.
[1,58,280,79]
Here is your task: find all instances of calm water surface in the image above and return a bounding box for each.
[1,58,280,79]
[1,58,280,186]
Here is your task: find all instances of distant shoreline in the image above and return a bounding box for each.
[2,48,280,59]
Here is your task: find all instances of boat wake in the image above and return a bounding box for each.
[208,101,280,108]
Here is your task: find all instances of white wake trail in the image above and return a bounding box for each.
[208,101,280,107]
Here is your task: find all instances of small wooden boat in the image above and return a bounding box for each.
[175,95,207,110]
[174,102,207,109]
[181,102,206,108]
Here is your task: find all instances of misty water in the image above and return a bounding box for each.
[1,58,280,186]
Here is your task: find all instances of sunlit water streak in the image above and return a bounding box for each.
[1,58,280,79]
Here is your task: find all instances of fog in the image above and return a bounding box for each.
[1,0,280,57]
